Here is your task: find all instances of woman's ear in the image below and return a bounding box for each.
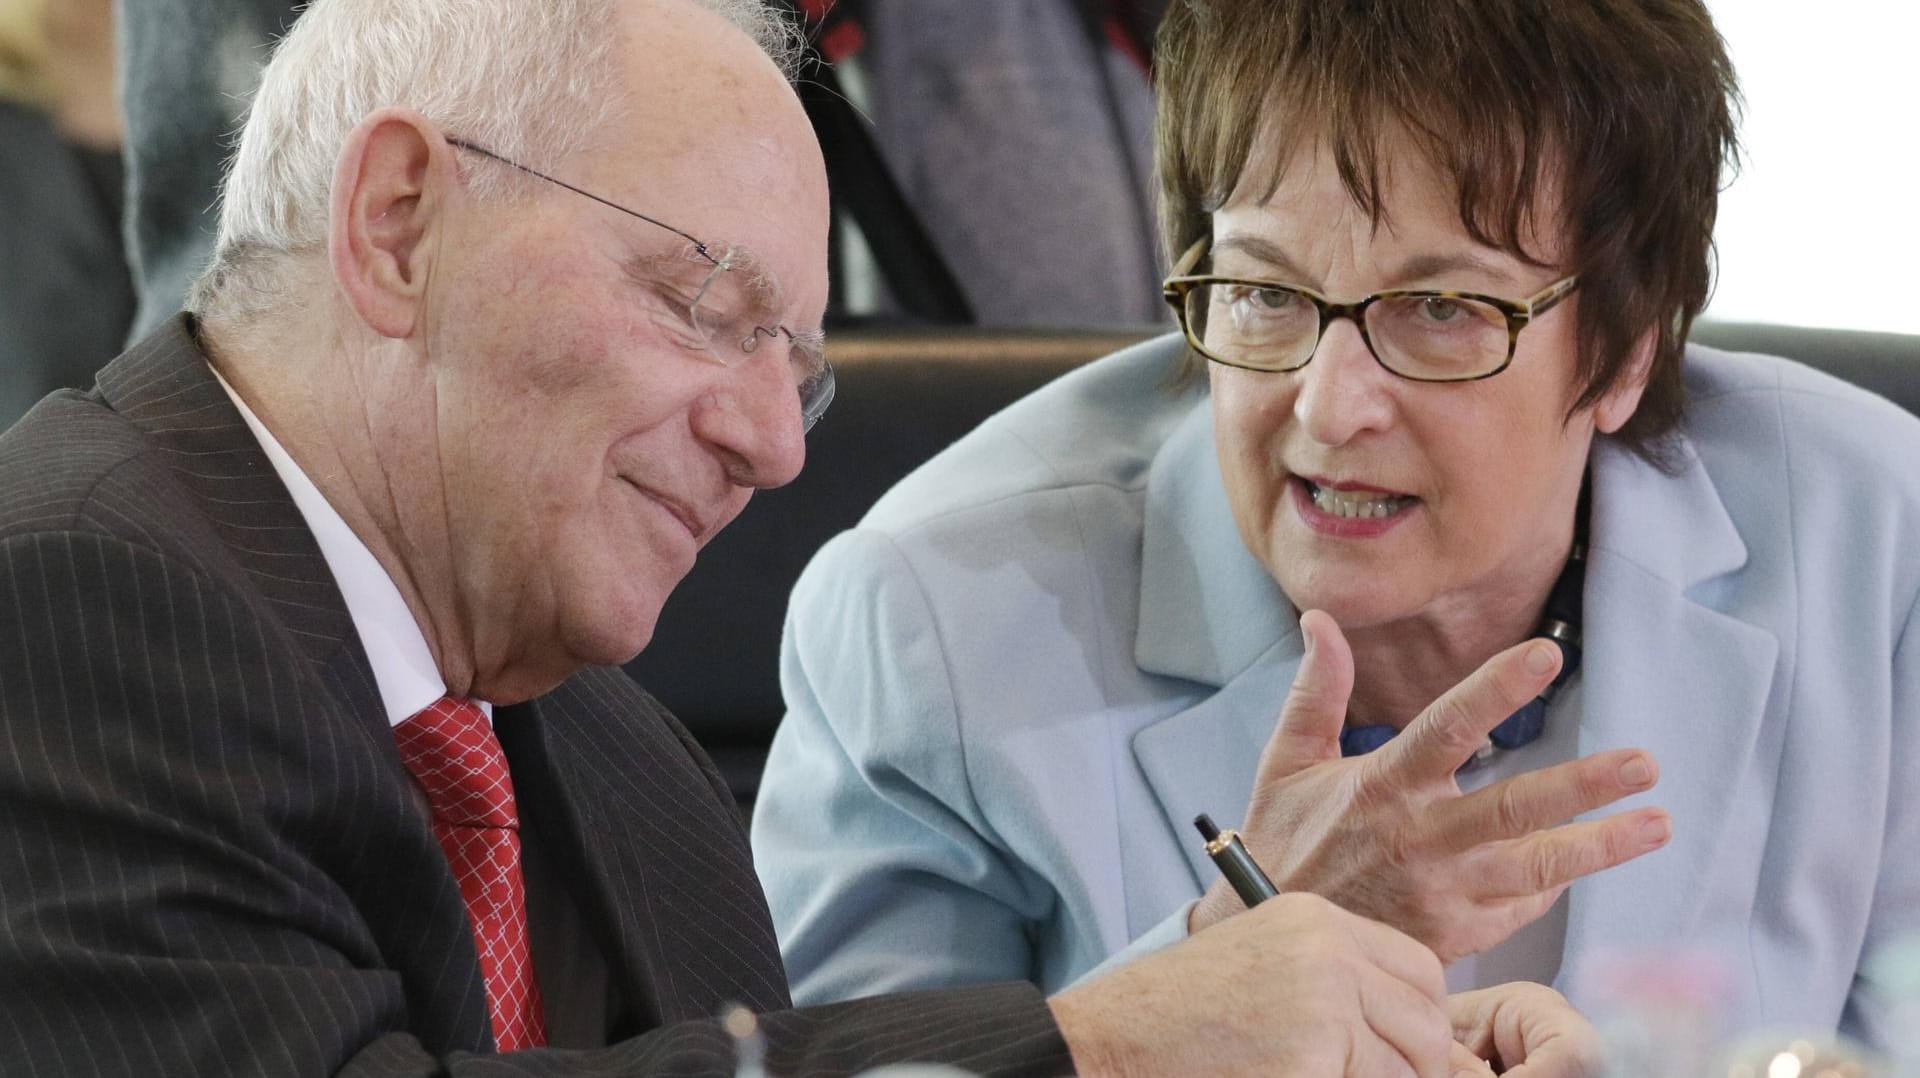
[327,107,455,340]
[1594,326,1659,435]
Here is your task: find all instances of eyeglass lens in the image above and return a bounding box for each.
[684,251,834,431]
[1186,283,1513,380]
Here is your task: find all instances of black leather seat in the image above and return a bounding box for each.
[626,322,1920,806]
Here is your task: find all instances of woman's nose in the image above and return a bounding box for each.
[1290,318,1397,446]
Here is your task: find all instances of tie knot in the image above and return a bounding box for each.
[394,696,517,829]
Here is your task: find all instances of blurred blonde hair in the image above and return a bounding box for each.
[0,0,52,106]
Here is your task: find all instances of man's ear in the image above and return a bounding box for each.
[1593,325,1659,435]
[328,108,455,340]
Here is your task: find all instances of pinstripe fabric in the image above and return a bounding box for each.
[0,317,1074,1077]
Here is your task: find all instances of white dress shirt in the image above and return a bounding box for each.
[212,368,485,726]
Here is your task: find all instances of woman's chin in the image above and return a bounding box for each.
[1272,566,1428,634]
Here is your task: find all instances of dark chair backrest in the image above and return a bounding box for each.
[626,322,1920,804]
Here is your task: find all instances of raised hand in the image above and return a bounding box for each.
[1189,610,1672,963]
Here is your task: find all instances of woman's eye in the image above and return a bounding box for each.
[1225,286,1295,313]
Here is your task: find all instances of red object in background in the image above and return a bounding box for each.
[798,0,866,63]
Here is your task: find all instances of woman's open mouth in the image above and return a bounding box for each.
[1302,478,1418,519]
[1291,476,1420,537]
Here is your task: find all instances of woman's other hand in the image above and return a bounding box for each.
[1188,610,1672,962]
[1448,982,1605,1077]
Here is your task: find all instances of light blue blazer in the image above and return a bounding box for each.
[751,334,1920,1046]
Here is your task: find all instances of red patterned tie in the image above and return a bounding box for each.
[394,697,548,1051]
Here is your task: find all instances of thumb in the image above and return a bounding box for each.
[1256,609,1355,781]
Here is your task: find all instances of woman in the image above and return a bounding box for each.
[752,0,1920,1049]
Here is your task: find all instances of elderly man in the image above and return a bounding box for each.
[0,0,1599,1074]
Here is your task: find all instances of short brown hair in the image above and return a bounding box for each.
[1154,0,1740,461]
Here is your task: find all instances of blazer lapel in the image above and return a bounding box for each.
[1130,401,1302,888]
[1560,436,1778,959]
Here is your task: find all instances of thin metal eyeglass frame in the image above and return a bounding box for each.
[1160,236,1579,383]
[445,136,834,430]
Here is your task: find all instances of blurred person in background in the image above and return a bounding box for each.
[115,0,1174,334]
[793,0,1167,328]
[754,0,1920,1051]
[0,0,134,426]
[115,0,299,338]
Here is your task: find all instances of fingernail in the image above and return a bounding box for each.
[1525,642,1556,675]
[1618,755,1653,787]
[1640,814,1672,846]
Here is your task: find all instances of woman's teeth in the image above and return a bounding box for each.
[1306,480,1415,519]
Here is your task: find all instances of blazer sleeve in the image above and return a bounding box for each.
[0,531,1070,1078]
[753,529,1056,1005]
[1842,588,1920,1046]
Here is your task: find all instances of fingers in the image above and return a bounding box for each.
[1338,906,1449,1006]
[1473,809,1673,898]
[1449,1040,1497,1077]
[1257,609,1356,780]
[1353,965,1457,1078]
[1448,982,1604,1078]
[1431,748,1659,849]
[1378,639,1562,781]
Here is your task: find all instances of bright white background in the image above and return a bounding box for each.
[1705,2,1920,335]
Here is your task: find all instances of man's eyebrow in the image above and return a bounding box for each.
[789,327,828,366]
[713,244,783,313]
[623,248,706,287]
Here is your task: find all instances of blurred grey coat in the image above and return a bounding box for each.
[0,101,135,426]
[852,1,1165,326]
[115,0,297,338]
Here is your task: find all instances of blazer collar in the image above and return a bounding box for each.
[1131,412,1777,908]
[1559,434,1777,968]
[1135,398,1298,687]
[95,315,385,731]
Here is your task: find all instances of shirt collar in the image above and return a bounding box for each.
[210,366,486,726]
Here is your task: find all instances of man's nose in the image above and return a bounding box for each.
[693,345,808,489]
[1290,318,1397,446]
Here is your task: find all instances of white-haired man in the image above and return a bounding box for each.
[0,0,1602,1074]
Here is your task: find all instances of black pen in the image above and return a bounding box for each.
[1194,813,1279,908]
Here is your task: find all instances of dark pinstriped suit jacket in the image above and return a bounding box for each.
[0,318,1073,1077]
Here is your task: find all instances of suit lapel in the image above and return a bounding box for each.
[497,671,790,1037]
[1130,400,1303,887]
[1560,437,1778,956]
[96,318,491,1048]
[94,316,385,731]
[494,690,670,1035]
